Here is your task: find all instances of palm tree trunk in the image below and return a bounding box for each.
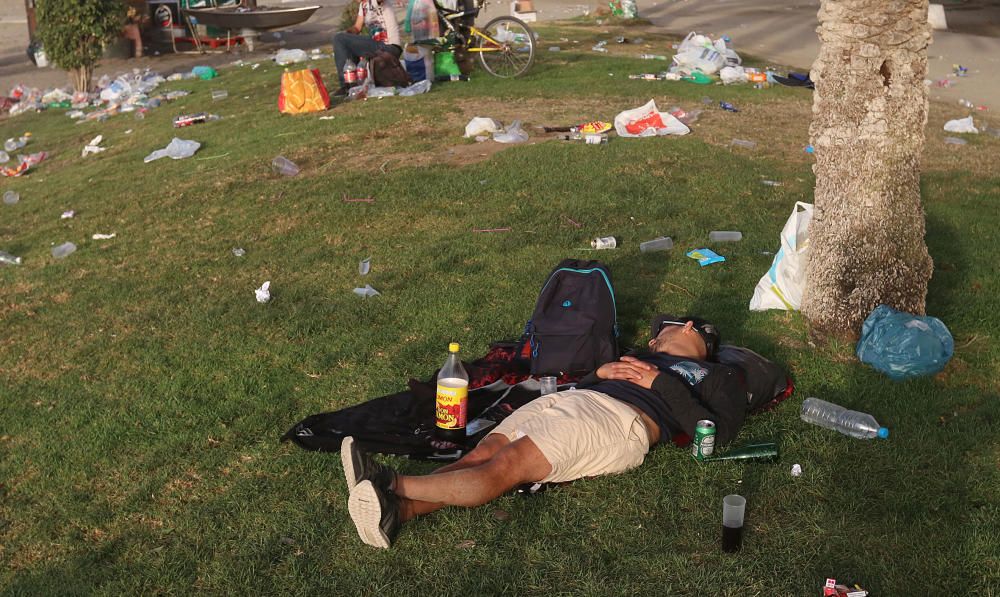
[802,0,935,336]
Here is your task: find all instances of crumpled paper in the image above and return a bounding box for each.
[255,281,271,303]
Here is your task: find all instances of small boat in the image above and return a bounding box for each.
[182,5,320,32]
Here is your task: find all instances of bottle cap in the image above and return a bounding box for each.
[448,342,460,353]
[877,427,889,439]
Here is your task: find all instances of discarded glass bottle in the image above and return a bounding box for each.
[436,343,469,442]
[705,442,778,462]
[800,397,889,440]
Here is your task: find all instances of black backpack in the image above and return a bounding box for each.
[520,259,619,376]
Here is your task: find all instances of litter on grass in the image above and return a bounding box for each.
[353,284,380,298]
[82,135,105,157]
[359,258,371,275]
[687,248,725,267]
[943,116,978,134]
[144,138,201,163]
[464,117,501,137]
[255,281,272,303]
[92,233,116,240]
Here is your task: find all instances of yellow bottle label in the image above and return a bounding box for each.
[436,382,468,430]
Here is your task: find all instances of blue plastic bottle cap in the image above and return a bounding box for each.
[877,427,890,439]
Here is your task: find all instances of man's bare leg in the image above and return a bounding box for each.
[396,436,552,508]
[399,433,511,521]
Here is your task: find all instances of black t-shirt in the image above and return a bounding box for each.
[578,351,747,446]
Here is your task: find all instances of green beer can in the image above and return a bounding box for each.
[692,419,716,461]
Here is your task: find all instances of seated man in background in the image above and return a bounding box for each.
[331,0,402,95]
[341,315,748,548]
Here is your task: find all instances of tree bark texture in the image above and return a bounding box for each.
[804,0,934,336]
[69,64,94,93]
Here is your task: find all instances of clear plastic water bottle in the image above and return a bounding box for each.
[0,250,22,265]
[51,242,77,259]
[709,230,742,242]
[640,236,673,252]
[800,397,889,440]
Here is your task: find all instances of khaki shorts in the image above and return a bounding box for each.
[488,388,650,483]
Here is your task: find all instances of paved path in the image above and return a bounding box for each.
[0,0,996,110]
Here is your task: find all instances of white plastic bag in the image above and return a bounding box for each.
[464,116,501,137]
[144,138,201,163]
[274,49,308,65]
[749,202,814,311]
[943,116,978,134]
[672,31,728,75]
[614,99,690,138]
[493,120,528,144]
[720,66,746,85]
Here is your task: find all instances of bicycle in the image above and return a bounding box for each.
[430,0,536,78]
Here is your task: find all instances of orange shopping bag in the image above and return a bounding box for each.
[278,68,330,114]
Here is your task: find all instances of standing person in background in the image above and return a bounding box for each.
[331,0,402,95]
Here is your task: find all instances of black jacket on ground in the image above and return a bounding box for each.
[577,351,746,446]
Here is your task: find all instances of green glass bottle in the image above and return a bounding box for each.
[704,442,779,462]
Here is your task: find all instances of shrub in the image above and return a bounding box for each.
[36,0,127,92]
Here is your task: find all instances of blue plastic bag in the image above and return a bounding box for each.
[856,304,954,380]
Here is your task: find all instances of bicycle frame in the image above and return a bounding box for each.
[434,0,502,51]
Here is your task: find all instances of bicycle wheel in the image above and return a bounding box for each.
[475,16,535,78]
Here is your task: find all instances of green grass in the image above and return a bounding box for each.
[2,23,998,594]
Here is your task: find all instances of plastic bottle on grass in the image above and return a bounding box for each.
[51,242,76,259]
[709,230,742,242]
[436,343,469,442]
[800,397,889,440]
[0,250,22,265]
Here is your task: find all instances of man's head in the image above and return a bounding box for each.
[648,315,720,361]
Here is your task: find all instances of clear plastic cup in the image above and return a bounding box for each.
[539,376,558,396]
[722,494,746,553]
[212,89,228,101]
[3,190,19,205]
[271,156,300,177]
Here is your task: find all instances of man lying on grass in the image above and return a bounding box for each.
[342,315,746,548]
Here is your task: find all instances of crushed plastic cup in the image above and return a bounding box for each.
[791,463,802,477]
[51,242,77,259]
[232,247,246,257]
[353,284,380,298]
[272,156,300,176]
[3,190,19,205]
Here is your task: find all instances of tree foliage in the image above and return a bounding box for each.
[36,0,126,72]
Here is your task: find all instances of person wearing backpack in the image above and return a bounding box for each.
[332,0,403,95]
[341,315,749,549]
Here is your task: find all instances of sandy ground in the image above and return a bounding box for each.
[0,0,997,107]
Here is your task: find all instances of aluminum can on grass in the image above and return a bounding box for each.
[591,236,617,250]
[692,419,716,461]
